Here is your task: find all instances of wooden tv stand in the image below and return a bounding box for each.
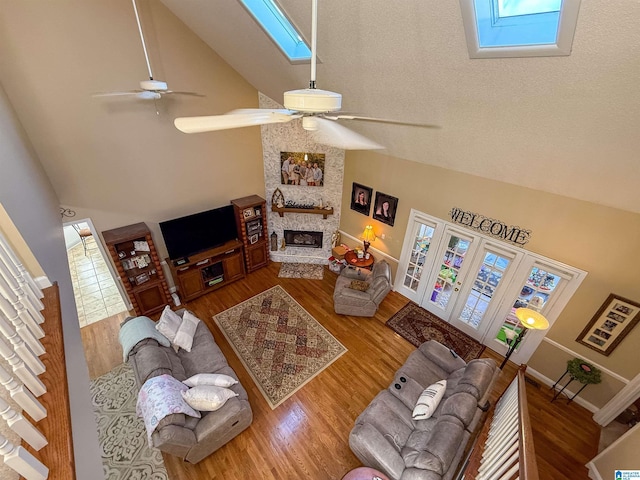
[167,239,245,303]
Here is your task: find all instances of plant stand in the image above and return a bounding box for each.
[551,358,601,403]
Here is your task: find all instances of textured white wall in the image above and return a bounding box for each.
[259,93,344,264]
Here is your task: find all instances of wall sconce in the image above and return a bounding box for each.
[361,225,376,253]
[499,308,549,369]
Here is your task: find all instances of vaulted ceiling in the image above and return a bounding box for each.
[1,1,639,215]
[159,0,640,214]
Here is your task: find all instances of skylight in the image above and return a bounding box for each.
[460,0,581,58]
[239,0,311,62]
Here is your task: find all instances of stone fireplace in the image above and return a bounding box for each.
[284,230,323,248]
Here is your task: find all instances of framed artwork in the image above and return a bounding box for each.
[372,191,399,226]
[576,294,640,356]
[249,234,259,245]
[350,183,373,216]
[243,208,255,219]
[280,152,325,187]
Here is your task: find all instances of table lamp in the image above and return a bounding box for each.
[500,307,549,369]
[361,225,376,253]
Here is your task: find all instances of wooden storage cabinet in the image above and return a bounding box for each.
[167,239,245,303]
[231,195,269,273]
[102,222,171,317]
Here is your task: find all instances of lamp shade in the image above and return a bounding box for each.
[515,308,549,330]
[362,225,376,243]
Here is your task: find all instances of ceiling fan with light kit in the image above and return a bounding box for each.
[174,0,440,150]
[93,0,203,104]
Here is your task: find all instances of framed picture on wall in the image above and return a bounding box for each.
[576,294,640,356]
[350,183,373,216]
[280,152,325,186]
[372,191,399,226]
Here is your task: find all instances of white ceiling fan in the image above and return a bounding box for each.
[93,0,203,102]
[173,0,440,150]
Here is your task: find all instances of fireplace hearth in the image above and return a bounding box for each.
[284,230,323,248]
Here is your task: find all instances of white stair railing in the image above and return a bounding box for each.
[0,232,44,311]
[459,366,539,480]
[0,433,48,480]
[0,232,52,479]
[0,363,46,421]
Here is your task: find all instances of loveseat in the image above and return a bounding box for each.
[349,340,498,480]
[334,260,392,316]
[123,312,253,464]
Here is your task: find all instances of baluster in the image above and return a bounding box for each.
[0,260,45,327]
[0,232,44,309]
[0,396,48,450]
[0,311,46,375]
[0,364,46,421]
[0,335,46,397]
[0,433,49,480]
[0,292,45,356]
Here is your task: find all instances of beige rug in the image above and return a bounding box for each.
[90,363,168,480]
[277,262,324,280]
[214,285,346,409]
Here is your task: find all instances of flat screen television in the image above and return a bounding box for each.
[159,205,238,261]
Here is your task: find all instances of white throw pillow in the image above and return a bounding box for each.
[173,310,201,352]
[412,380,447,420]
[181,385,238,412]
[183,373,238,388]
[155,306,182,343]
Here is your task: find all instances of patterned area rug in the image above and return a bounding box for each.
[90,363,168,480]
[386,302,485,362]
[277,262,324,280]
[214,285,346,409]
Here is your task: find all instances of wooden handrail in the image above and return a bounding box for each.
[22,283,76,480]
[517,367,539,480]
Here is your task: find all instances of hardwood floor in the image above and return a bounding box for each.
[81,262,600,479]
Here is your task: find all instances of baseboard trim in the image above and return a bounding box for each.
[525,366,600,413]
[585,462,603,480]
[542,337,629,384]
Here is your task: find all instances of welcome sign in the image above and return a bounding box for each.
[449,207,532,246]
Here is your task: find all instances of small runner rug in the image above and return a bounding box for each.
[278,262,324,280]
[386,302,485,362]
[214,285,346,409]
[90,363,168,480]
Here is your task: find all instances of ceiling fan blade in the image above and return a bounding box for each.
[324,114,441,129]
[174,111,298,133]
[310,117,384,150]
[92,91,141,97]
[163,91,206,97]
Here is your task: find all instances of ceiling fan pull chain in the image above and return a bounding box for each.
[132,0,154,80]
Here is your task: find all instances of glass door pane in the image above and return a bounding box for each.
[403,223,435,292]
[496,265,563,347]
[421,228,477,319]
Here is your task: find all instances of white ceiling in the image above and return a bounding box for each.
[159,0,640,214]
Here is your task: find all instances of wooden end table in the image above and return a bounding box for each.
[344,250,375,270]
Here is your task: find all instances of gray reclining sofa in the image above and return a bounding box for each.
[349,340,498,480]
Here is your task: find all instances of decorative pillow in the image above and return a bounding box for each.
[181,385,238,412]
[349,280,370,291]
[183,373,238,388]
[412,380,447,420]
[173,310,201,352]
[155,306,182,343]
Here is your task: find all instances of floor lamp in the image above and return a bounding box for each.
[500,308,549,370]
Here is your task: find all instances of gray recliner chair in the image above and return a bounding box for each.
[333,260,392,316]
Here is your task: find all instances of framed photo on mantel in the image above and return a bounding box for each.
[576,294,640,356]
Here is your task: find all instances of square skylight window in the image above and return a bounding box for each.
[460,0,581,58]
[239,0,311,62]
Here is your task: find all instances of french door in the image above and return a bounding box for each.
[395,209,587,362]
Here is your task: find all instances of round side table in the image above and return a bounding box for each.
[344,250,375,270]
[342,466,390,480]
